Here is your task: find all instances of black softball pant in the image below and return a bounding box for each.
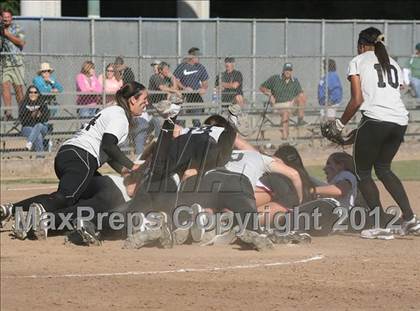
[353,116,413,221]
[13,145,99,213]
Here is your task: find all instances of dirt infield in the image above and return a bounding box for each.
[1,182,420,310]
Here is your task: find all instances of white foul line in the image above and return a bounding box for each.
[3,254,324,280]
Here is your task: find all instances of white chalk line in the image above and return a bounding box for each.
[5,185,57,191]
[3,254,324,280]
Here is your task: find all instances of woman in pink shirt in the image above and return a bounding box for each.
[98,63,123,104]
[76,61,102,118]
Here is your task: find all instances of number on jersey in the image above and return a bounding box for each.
[85,114,101,131]
[373,64,399,89]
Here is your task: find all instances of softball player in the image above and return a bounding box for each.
[327,27,420,236]
[1,81,148,237]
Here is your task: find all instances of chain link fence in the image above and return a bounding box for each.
[1,52,419,156]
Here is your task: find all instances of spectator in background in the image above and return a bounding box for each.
[132,60,175,155]
[33,62,63,94]
[33,62,63,116]
[98,63,123,104]
[403,43,420,99]
[174,47,209,126]
[318,59,342,106]
[318,58,343,119]
[215,57,244,106]
[1,9,26,121]
[260,62,307,141]
[76,61,102,118]
[114,56,135,85]
[19,85,50,152]
[149,61,182,103]
[174,47,209,103]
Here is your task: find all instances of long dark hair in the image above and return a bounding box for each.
[274,145,315,202]
[115,81,146,127]
[22,85,43,105]
[329,152,355,175]
[358,27,390,75]
[204,114,237,168]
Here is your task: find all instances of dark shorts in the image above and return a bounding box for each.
[259,173,299,208]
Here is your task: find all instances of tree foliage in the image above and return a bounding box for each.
[1,0,20,15]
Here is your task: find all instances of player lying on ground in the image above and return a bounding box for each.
[1,82,147,232]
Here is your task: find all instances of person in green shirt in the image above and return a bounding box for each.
[403,43,420,99]
[260,63,307,140]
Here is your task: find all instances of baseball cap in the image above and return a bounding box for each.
[224,57,235,63]
[283,63,293,71]
[416,43,420,51]
[188,47,202,56]
[151,59,162,66]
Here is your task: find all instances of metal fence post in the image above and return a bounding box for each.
[284,18,288,62]
[177,19,182,65]
[252,19,256,104]
[90,18,95,61]
[352,21,357,54]
[39,17,44,64]
[384,21,388,44]
[138,17,142,81]
[321,20,327,104]
[101,55,106,106]
[216,18,220,108]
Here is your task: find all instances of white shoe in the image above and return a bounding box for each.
[200,229,237,246]
[400,216,420,236]
[30,203,48,240]
[26,141,33,151]
[190,203,206,242]
[360,228,394,240]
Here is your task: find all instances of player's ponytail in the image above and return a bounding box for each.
[115,81,146,127]
[358,27,390,75]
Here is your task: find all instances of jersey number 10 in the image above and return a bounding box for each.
[373,63,399,89]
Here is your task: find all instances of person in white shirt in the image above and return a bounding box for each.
[324,27,420,235]
[1,82,149,239]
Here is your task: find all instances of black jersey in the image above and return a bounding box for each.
[149,124,233,182]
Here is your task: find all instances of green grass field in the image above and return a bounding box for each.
[1,160,419,185]
[307,160,420,181]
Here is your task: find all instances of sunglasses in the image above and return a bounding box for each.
[41,70,52,73]
[29,91,39,94]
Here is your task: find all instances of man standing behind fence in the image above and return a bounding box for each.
[260,63,307,141]
[215,57,244,106]
[0,9,26,121]
[173,47,209,103]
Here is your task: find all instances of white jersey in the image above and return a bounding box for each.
[331,170,357,209]
[347,51,408,126]
[63,105,129,166]
[225,150,274,189]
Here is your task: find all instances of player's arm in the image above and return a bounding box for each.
[313,180,351,198]
[340,75,363,125]
[101,133,135,174]
[269,157,303,204]
[234,134,257,151]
